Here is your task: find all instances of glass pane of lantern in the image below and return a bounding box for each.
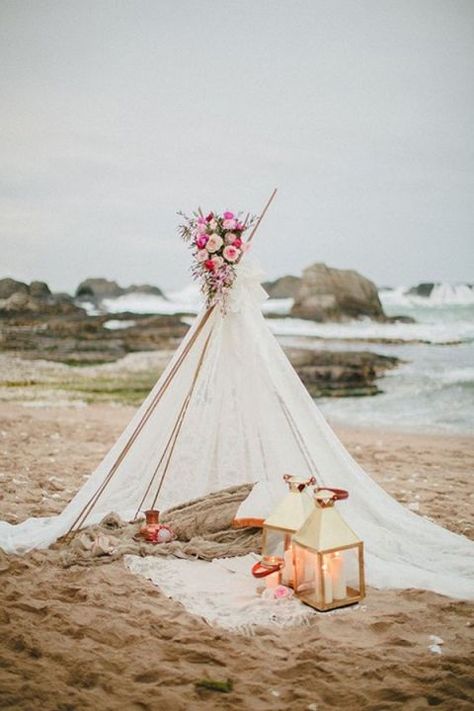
[264,529,285,562]
[321,547,361,602]
[294,546,315,594]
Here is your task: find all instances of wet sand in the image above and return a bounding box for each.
[0,402,473,710]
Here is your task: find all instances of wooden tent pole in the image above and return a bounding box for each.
[246,188,278,244]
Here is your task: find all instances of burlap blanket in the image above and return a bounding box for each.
[56,484,261,568]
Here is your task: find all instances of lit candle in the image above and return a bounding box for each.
[321,564,333,604]
[265,570,280,589]
[330,552,347,600]
[281,547,294,586]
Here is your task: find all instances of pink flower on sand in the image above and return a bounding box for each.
[223,245,240,262]
[196,234,209,249]
[223,218,237,230]
[223,211,234,220]
[273,585,293,600]
[196,249,208,263]
[207,234,224,253]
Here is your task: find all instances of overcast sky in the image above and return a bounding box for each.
[1,0,473,292]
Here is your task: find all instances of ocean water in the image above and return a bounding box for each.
[98,282,474,434]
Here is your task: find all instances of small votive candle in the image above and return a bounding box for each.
[265,570,281,589]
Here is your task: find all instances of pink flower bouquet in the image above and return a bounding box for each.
[178,208,256,310]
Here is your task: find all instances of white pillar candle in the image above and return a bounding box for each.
[281,547,294,586]
[265,570,280,589]
[330,553,347,600]
[321,564,333,605]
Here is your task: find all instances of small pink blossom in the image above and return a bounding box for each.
[223,245,240,262]
[207,233,224,253]
[209,218,218,231]
[196,222,208,234]
[223,211,234,220]
[196,249,209,263]
[196,234,209,249]
[204,259,215,271]
[235,221,245,231]
[223,218,237,230]
[273,585,292,599]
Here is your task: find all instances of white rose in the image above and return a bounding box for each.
[209,219,218,231]
[206,233,223,253]
[225,232,236,245]
[212,256,224,269]
[196,249,209,262]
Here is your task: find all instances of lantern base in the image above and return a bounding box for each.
[297,586,364,612]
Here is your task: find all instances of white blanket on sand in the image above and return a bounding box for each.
[124,553,361,631]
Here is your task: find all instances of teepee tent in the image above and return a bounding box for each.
[0,202,473,601]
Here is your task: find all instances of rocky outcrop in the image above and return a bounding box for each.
[0,278,81,315]
[263,275,301,299]
[75,278,165,303]
[286,348,399,397]
[291,263,386,321]
[406,283,435,298]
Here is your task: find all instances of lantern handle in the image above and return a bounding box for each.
[251,561,283,579]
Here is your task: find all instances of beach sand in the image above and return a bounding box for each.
[0,402,473,710]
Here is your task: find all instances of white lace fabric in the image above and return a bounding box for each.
[0,259,473,601]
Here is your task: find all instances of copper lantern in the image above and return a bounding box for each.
[293,488,365,611]
[252,474,315,588]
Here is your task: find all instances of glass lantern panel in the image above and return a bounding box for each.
[294,545,316,595]
[263,528,285,562]
[321,547,361,601]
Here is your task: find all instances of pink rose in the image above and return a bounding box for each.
[232,237,242,248]
[196,234,209,249]
[223,245,240,262]
[223,211,234,220]
[223,218,237,230]
[207,234,224,253]
[204,259,215,271]
[196,249,208,263]
[273,585,293,600]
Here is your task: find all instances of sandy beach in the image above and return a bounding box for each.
[0,400,473,710]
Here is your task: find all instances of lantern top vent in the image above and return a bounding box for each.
[293,488,360,552]
[263,474,315,532]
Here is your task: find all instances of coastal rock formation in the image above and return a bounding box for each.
[0,278,81,315]
[75,278,164,304]
[285,348,399,397]
[263,275,301,299]
[291,263,386,321]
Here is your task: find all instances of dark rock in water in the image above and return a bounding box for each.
[291,263,386,322]
[285,348,399,397]
[406,283,435,298]
[75,278,123,300]
[263,275,301,299]
[386,314,416,324]
[0,278,29,299]
[75,278,165,303]
[124,284,165,297]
